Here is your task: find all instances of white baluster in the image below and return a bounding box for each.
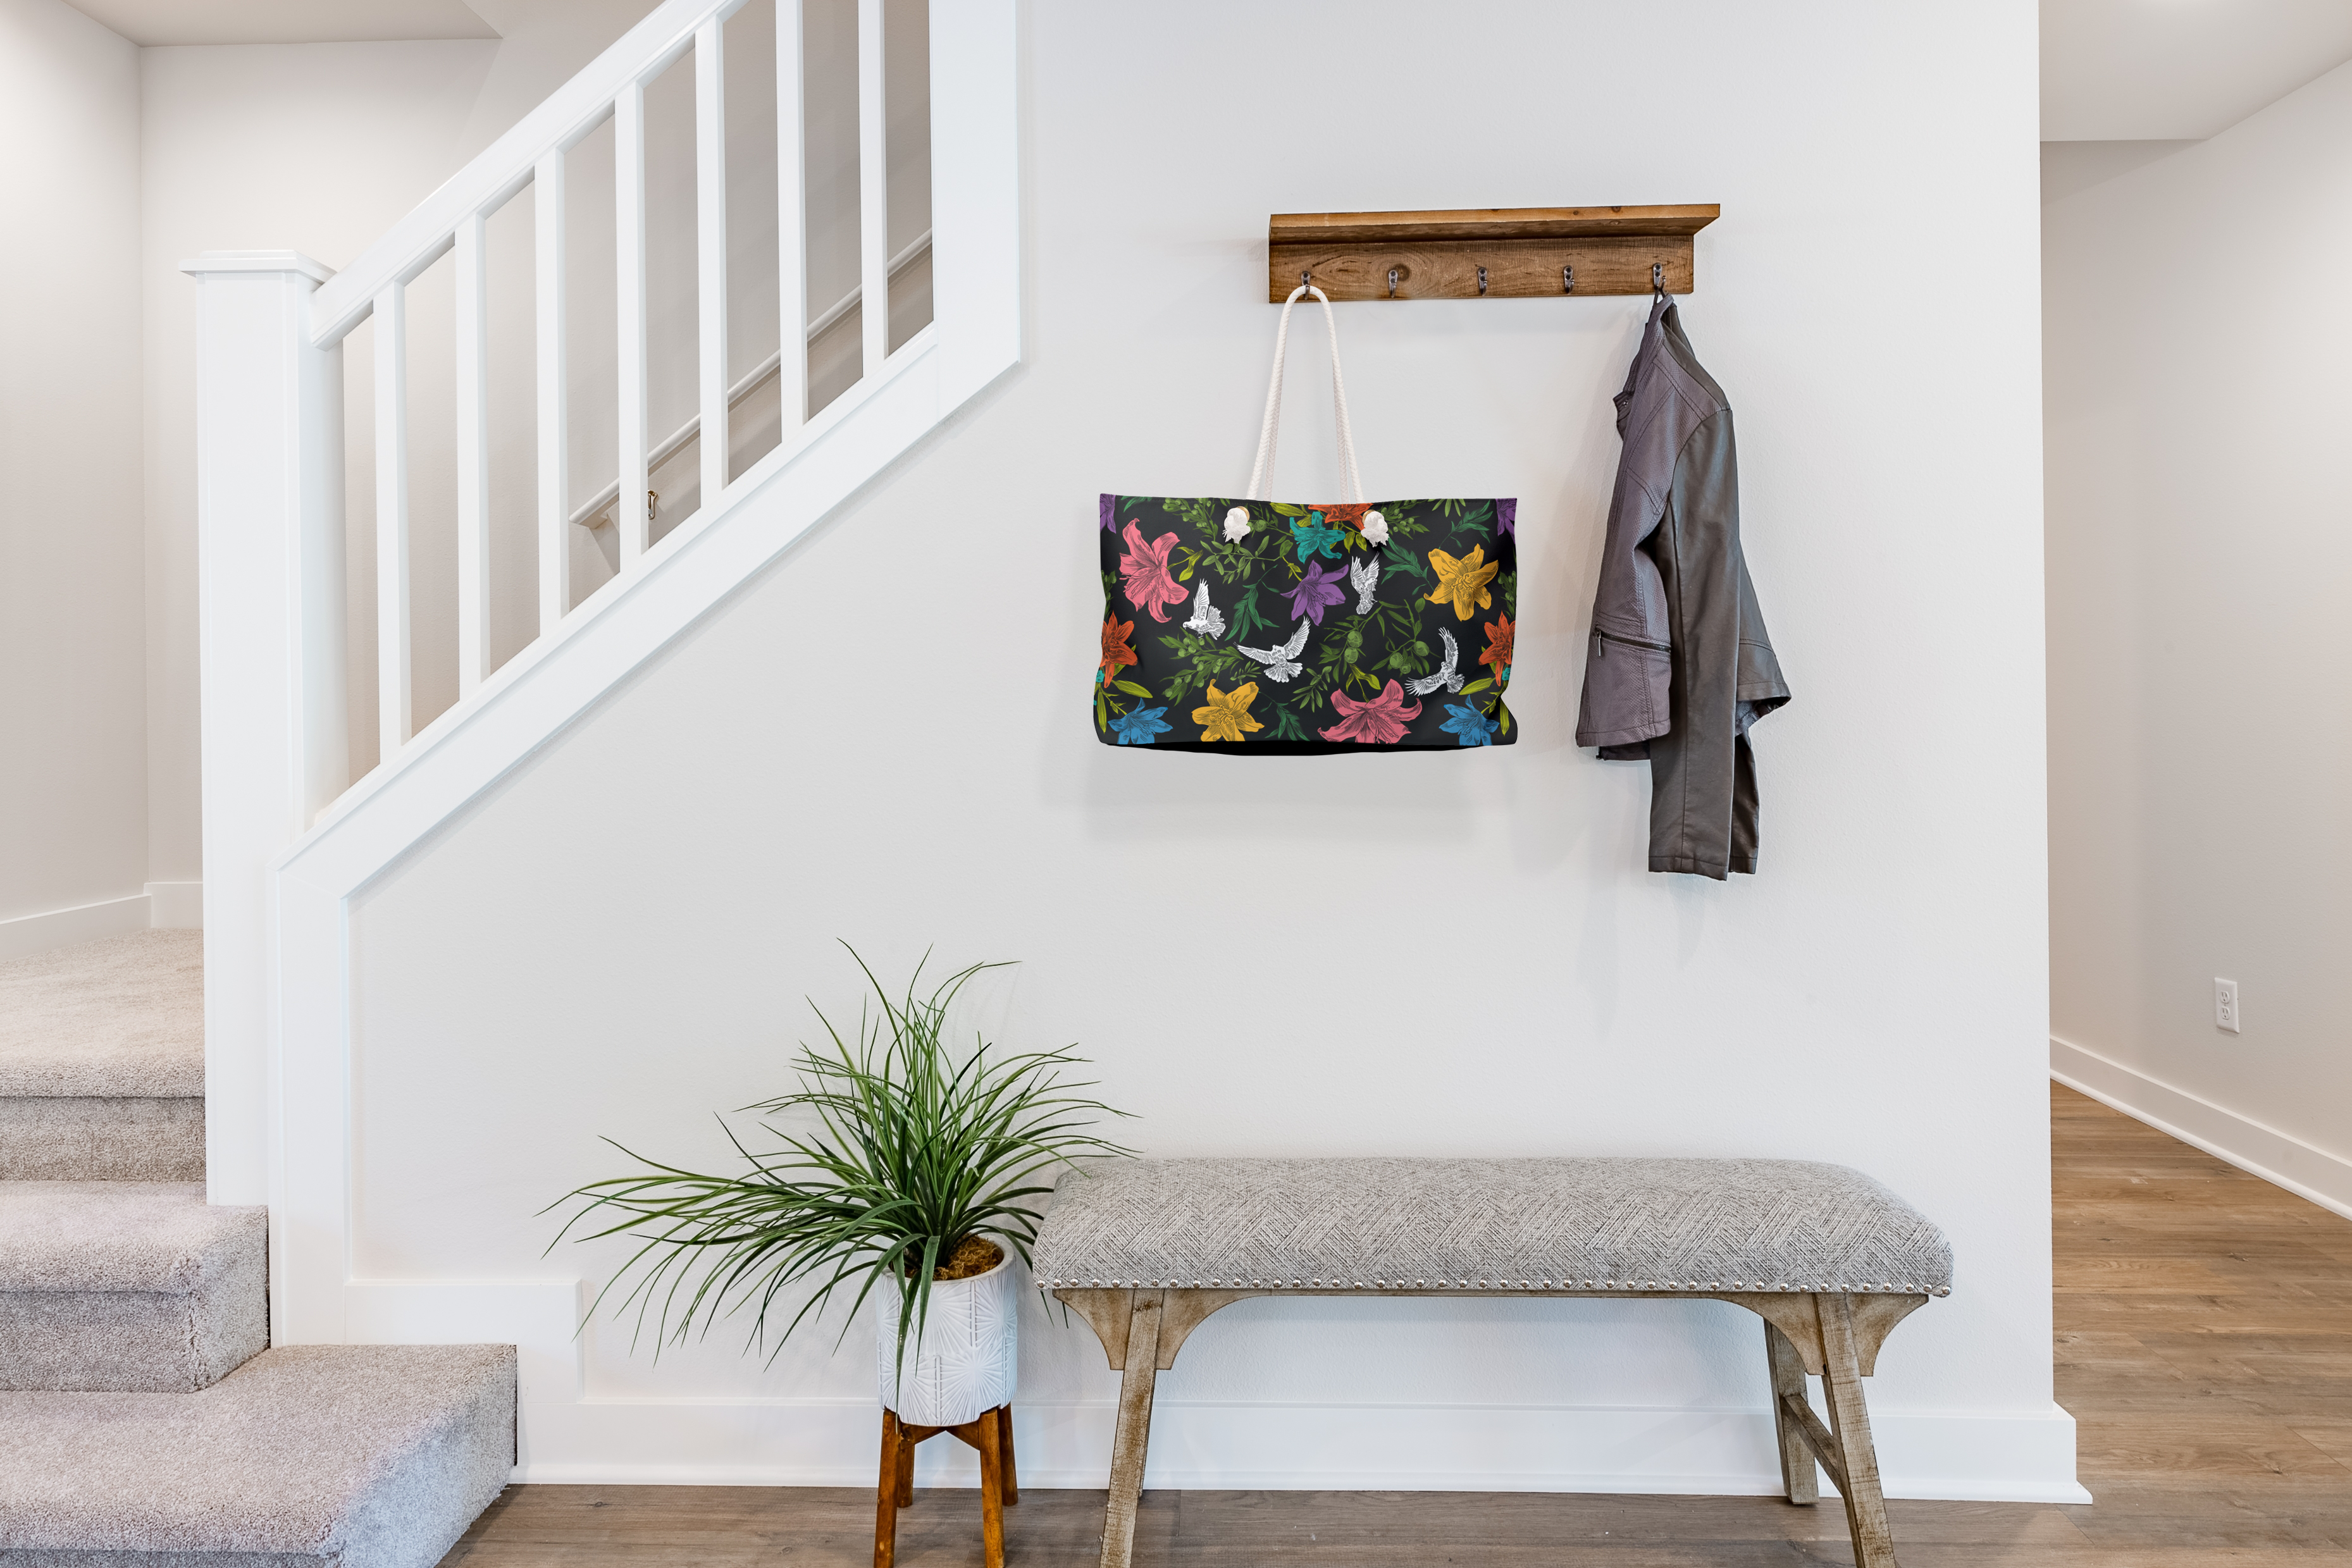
[696,17,729,511]
[373,283,411,758]
[535,152,569,632]
[455,211,490,697]
[857,0,888,380]
[616,82,650,562]
[777,0,807,429]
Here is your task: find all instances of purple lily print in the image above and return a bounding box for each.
[1099,493,1117,532]
[1498,497,1516,536]
[1285,559,1349,625]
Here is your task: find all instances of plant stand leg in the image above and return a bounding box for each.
[1764,1319,1820,1505]
[896,1420,919,1508]
[998,1404,1020,1504]
[1099,1290,1164,1568]
[1819,1294,1901,1568]
[974,1409,1007,1568]
[874,1410,903,1568]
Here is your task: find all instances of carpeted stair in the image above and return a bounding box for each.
[0,932,206,1182]
[1,1182,266,1392]
[0,932,515,1568]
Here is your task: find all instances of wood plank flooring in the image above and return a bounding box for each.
[438,1086,2352,1564]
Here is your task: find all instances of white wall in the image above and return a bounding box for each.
[333,0,2067,1500]
[2045,66,2352,1217]
[0,0,149,951]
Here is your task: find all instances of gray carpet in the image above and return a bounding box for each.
[0,932,204,1099]
[0,1099,204,1183]
[0,1183,265,1392]
[0,1345,517,1568]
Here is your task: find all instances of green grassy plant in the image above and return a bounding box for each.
[547,949,1134,1373]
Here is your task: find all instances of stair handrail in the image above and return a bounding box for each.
[309,0,727,349]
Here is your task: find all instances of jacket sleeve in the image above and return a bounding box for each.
[1575,462,1677,751]
[1643,409,1750,879]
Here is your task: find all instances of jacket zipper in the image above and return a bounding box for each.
[1592,631,1670,658]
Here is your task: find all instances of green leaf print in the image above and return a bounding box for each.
[1227,583,1274,645]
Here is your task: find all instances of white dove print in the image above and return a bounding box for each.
[1237,620,1311,682]
[1349,555,1380,615]
[1406,627,1465,696]
[1184,580,1226,639]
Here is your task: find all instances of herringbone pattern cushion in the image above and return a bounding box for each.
[1034,1158,1952,1296]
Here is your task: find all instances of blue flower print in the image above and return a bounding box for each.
[1289,512,1345,562]
[1439,701,1500,747]
[1111,705,1173,744]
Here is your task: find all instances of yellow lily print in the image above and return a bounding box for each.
[1192,680,1264,743]
[1424,545,1502,620]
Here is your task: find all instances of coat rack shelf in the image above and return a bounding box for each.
[1267,204,1719,302]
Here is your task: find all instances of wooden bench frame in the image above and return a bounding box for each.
[1054,1285,1928,1568]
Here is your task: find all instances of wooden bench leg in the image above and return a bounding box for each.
[1819,1293,1900,1568]
[1099,1290,1165,1568]
[1763,1319,1819,1506]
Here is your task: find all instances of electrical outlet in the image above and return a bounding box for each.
[2214,978,2241,1034]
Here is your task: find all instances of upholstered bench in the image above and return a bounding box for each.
[1035,1157,1953,1568]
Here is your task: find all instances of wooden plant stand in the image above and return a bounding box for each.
[874,1404,1018,1568]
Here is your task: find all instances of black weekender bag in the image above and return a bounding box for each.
[1095,284,1517,753]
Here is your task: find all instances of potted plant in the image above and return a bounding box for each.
[548,951,1133,1428]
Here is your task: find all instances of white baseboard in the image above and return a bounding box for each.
[331,1288,2084,1503]
[145,881,203,929]
[0,893,151,962]
[516,1396,2088,1503]
[2051,1035,2352,1222]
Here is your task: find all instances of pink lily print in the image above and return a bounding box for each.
[1118,519,1189,622]
[1320,679,1423,744]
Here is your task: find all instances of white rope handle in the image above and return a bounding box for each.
[1245,283,1365,504]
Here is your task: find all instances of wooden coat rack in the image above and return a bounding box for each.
[1267,204,1718,302]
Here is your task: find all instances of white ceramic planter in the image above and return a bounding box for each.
[874,1252,1018,1426]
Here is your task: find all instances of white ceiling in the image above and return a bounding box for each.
[65,0,497,45]
[2044,0,2352,140]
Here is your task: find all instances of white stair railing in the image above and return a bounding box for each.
[179,0,1017,1349]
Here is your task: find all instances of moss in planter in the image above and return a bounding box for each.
[932,1236,1004,1281]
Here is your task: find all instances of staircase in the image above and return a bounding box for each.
[0,933,517,1565]
[168,0,1017,1486]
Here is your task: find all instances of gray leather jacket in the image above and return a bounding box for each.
[1576,299,1788,879]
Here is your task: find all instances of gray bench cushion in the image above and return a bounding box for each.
[1034,1157,1952,1297]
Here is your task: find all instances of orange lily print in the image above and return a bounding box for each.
[1479,612,1514,682]
[1192,680,1263,743]
[1099,615,1137,685]
[1425,544,1501,620]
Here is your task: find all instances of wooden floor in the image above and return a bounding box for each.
[439,1086,2352,1564]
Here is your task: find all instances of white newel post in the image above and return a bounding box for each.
[182,252,347,1217]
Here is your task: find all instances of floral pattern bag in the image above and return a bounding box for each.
[1095,283,1516,753]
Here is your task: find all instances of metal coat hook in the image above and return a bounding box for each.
[1652,262,1665,299]
[1476,265,1489,296]
[1563,265,1574,294]
[1387,267,1399,298]
[1300,269,1312,292]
